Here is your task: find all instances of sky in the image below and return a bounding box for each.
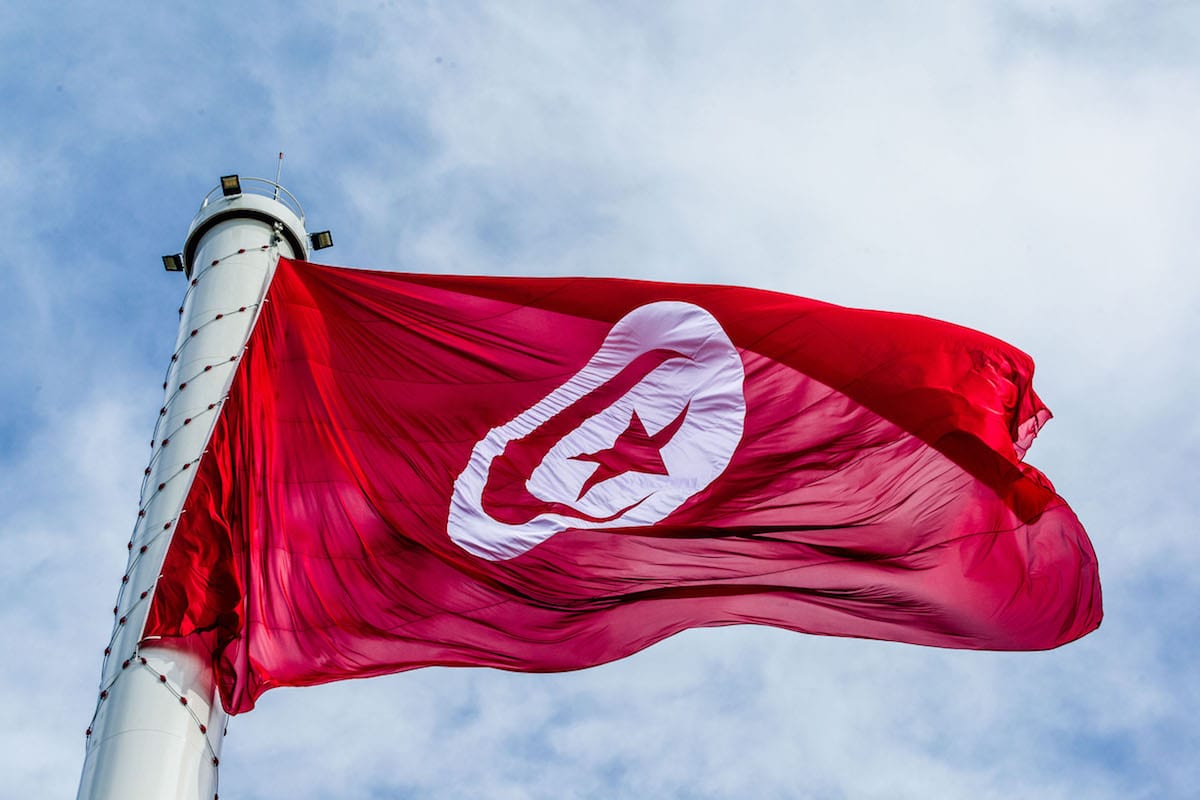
[2,1,1198,797]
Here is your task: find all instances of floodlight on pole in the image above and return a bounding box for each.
[310,230,333,250]
[219,174,241,197]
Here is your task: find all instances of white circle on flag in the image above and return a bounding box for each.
[447,301,746,560]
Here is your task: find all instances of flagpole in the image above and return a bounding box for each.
[77,176,312,800]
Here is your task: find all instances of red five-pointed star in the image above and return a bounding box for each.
[570,404,690,500]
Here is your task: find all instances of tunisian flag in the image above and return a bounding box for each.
[145,257,1101,713]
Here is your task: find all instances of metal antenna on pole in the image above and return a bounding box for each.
[273,152,283,200]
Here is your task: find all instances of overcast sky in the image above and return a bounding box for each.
[2,2,1198,798]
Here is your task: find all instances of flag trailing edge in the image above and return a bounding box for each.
[145,257,1101,714]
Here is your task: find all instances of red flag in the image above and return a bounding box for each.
[145,257,1101,713]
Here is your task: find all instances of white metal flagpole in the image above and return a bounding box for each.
[77,176,315,800]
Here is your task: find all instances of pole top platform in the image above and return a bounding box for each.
[182,176,310,277]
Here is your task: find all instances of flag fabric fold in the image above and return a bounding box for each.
[145,257,1101,714]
